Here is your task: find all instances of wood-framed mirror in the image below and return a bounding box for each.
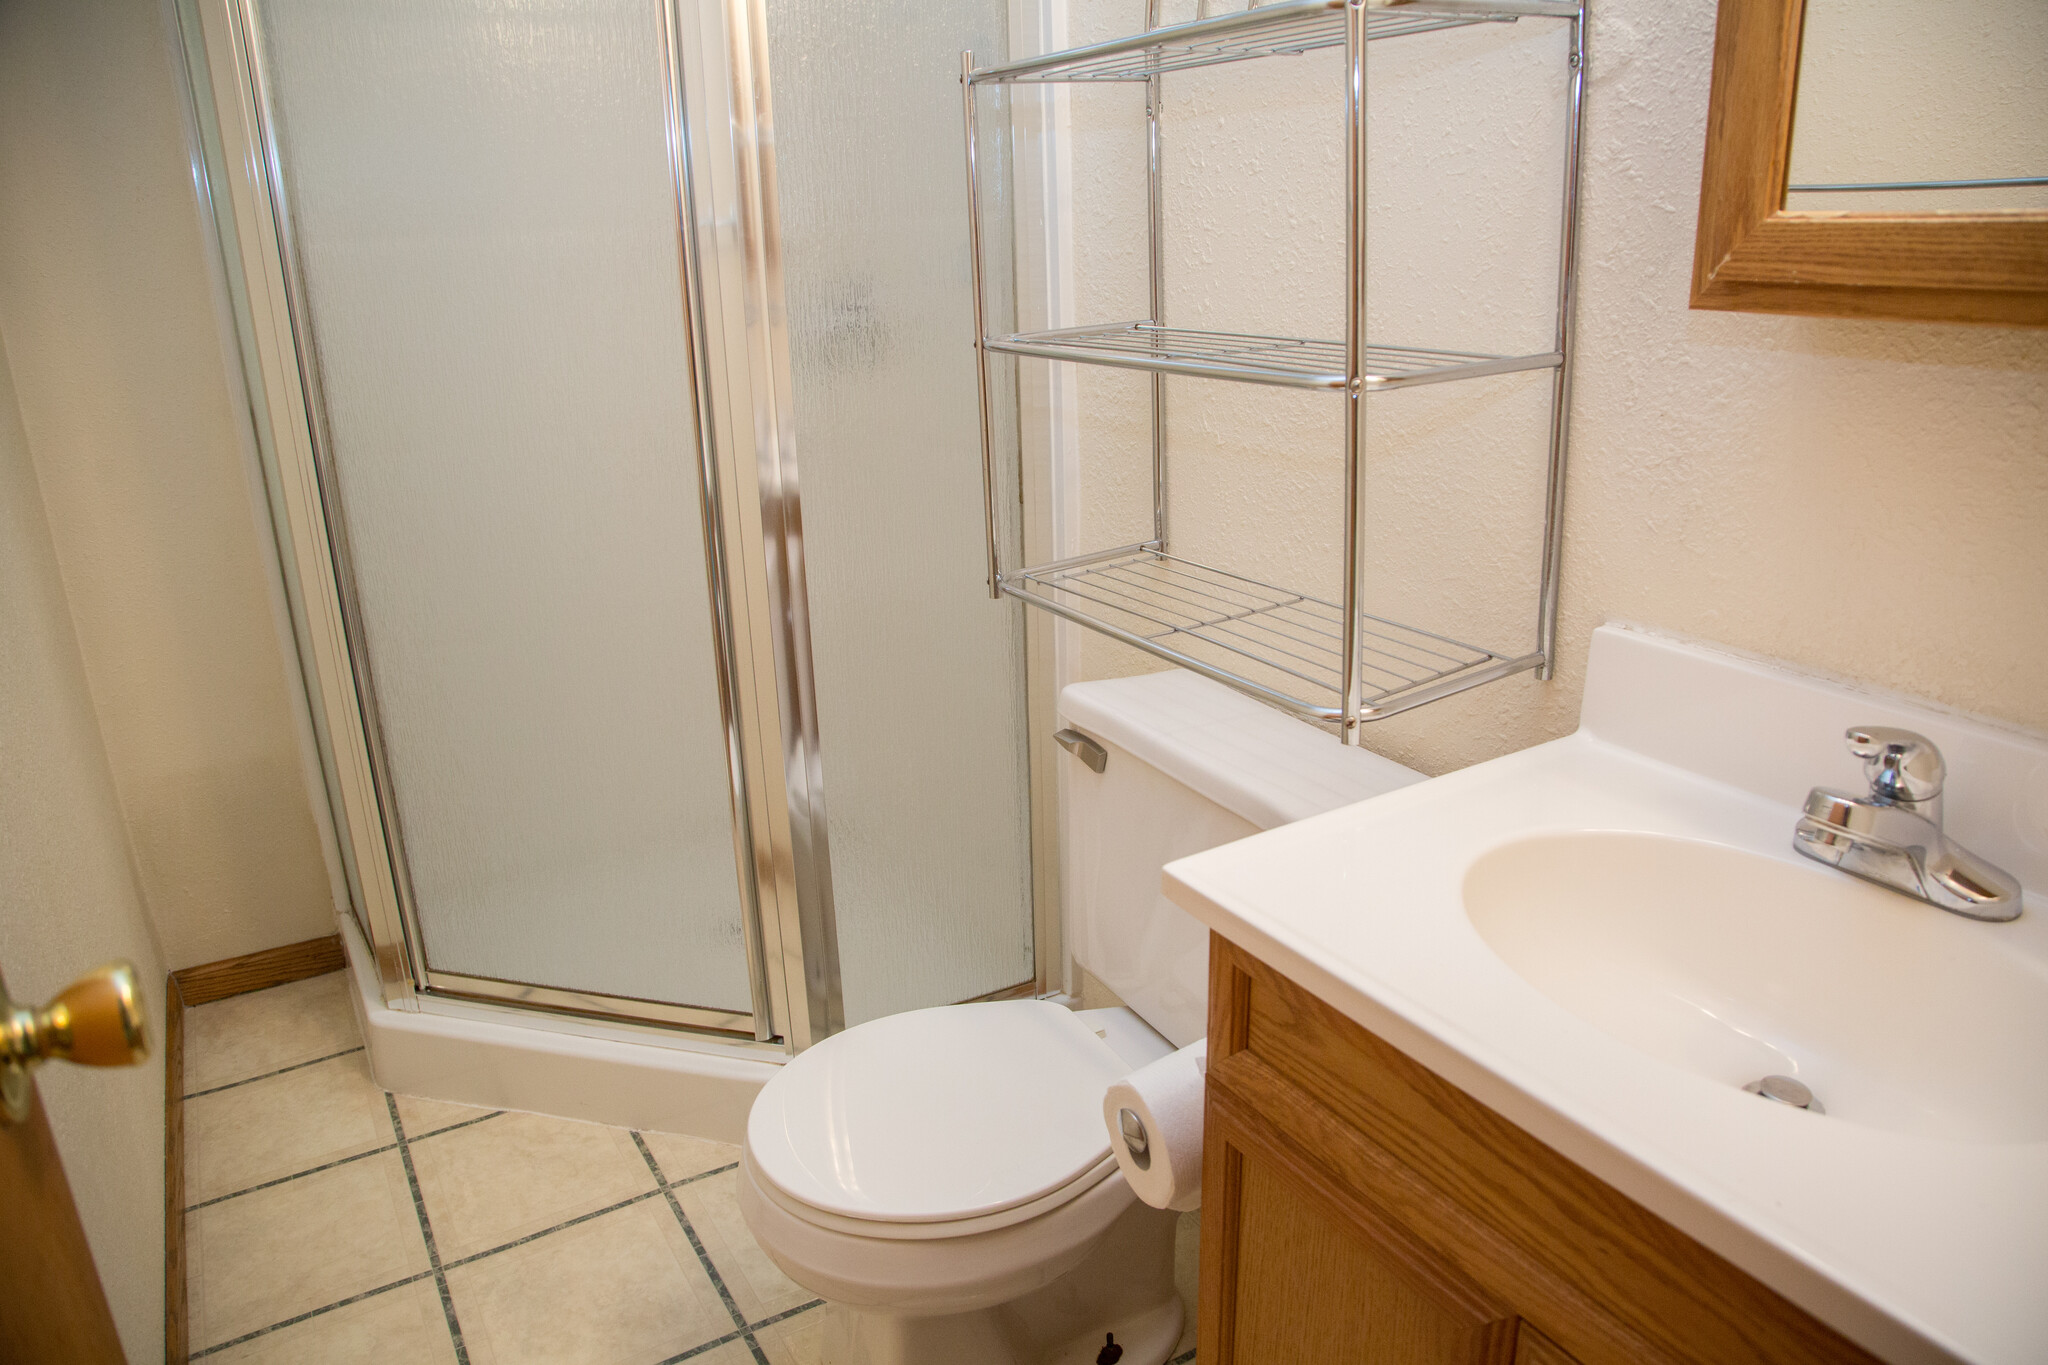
[1692,0,2048,326]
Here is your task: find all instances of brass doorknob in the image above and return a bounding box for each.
[1,962,149,1123]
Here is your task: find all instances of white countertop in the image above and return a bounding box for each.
[1162,625,2048,1365]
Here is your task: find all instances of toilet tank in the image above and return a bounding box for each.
[1057,670,1424,1046]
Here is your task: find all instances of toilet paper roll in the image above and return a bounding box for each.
[1103,1039,1208,1212]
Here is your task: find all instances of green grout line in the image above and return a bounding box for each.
[183,1046,364,1099]
[384,1093,471,1365]
[189,1105,796,1364]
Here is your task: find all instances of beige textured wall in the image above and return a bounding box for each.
[1063,0,2048,774]
[0,341,169,1365]
[0,0,336,967]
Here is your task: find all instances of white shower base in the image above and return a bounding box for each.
[338,913,781,1143]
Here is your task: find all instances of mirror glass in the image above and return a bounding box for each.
[1786,0,2048,213]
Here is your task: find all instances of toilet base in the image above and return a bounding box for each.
[815,1197,1184,1365]
[820,1297,1182,1365]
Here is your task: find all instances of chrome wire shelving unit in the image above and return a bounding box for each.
[961,0,1586,737]
[1004,548,1520,724]
[971,0,1537,82]
[985,323,1563,392]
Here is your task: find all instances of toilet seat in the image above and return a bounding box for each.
[737,1148,1164,1319]
[746,1000,1131,1238]
[749,1149,1121,1241]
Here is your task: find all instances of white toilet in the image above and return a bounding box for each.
[738,671,1423,1365]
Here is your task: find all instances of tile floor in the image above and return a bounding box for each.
[183,971,1201,1364]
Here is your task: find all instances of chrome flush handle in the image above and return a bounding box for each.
[1055,728,1108,774]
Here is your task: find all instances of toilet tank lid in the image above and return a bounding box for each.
[1057,670,1424,831]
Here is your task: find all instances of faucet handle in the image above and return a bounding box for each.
[1845,727,1944,809]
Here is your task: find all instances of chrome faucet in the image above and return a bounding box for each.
[1794,727,2022,921]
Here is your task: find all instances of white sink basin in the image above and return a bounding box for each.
[1464,831,2048,1144]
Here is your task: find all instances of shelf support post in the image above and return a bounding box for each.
[1340,0,1369,742]
[1536,5,1586,679]
[1145,0,1168,551]
[961,53,1002,600]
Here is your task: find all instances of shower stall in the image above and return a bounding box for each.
[172,0,1045,1103]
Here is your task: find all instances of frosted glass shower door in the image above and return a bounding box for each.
[763,0,1036,1025]
[253,0,755,1016]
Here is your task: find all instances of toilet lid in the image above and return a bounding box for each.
[747,1001,1131,1225]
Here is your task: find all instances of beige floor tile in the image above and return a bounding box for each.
[188,1150,430,1352]
[395,1092,499,1138]
[636,1129,740,1184]
[752,1303,827,1365]
[408,1109,658,1260]
[447,1200,738,1365]
[204,1278,458,1365]
[673,1168,815,1323]
[187,1051,394,1204]
[185,973,361,1093]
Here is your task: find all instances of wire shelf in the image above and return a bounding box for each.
[967,0,1579,85]
[1004,549,1537,722]
[986,322,1561,391]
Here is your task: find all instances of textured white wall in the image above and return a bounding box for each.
[1062,0,2048,773]
[0,339,169,1364]
[0,0,337,968]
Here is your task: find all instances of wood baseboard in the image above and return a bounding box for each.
[165,974,186,1365]
[170,934,344,1008]
[165,932,345,1362]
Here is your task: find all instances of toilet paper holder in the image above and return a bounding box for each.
[1116,1107,1151,1170]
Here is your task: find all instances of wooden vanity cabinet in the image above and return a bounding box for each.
[1197,936,1886,1365]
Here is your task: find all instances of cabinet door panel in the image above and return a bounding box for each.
[1202,1082,1517,1365]
[1515,1323,1587,1365]
[1232,1153,1515,1364]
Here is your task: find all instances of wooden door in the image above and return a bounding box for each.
[0,1076,126,1363]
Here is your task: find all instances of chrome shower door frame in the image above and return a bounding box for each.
[665,0,846,1049]
[177,0,844,1052]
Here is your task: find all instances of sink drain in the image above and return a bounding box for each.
[1744,1074,1824,1114]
